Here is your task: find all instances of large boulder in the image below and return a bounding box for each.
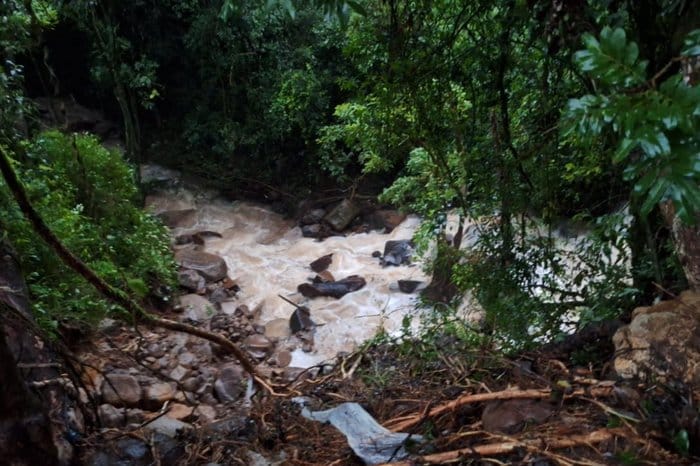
[365,210,407,233]
[175,249,228,282]
[324,199,360,231]
[613,291,700,384]
[157,209,198,229]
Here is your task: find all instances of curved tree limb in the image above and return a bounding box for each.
[0,145,261,381]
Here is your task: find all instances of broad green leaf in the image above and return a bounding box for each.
[640,179,668,214]
[613,138,634,163]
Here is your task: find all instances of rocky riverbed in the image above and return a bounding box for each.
[77,164,464,461]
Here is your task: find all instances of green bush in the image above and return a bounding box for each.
[0,131,176,331]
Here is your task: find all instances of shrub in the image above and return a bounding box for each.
[0,131,176,331]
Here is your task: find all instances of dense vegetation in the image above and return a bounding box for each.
[1,0,699,348]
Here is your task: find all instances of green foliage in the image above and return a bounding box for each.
[564,27,700,223]
[0,131,176,331]
[673,429,690,456]
[149,1,351,187]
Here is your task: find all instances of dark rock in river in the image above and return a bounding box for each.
[290,307,315,333]
[300,208,326,226]
[380,240,413,266]
[174,249,227,282]
[301,224,323,238]
[313,271,335,283]
[397,280,426,294]
[157,209,198,229]
[178,269,205,293]
[310,253,333,272]
[366,209,407,233]
[324,199,360,231]
[298,275,366,299]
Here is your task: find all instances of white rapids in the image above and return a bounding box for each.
[142,165,430,368]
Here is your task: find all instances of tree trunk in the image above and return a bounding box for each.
[660,202,700,292]
[660,55,700,291]
[0,238,59,465]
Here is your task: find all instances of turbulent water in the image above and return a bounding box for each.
[142,165,430,368]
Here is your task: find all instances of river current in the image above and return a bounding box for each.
[142,165,431,368]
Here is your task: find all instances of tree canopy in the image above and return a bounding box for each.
[1,0,699,345]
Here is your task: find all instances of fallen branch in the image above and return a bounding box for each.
[385,386,615,432]
[379,428,616,465]
[0,146,261,382]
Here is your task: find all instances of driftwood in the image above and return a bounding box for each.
[379,428,616,465]
[385,386,615,432]
[0,146,261,382]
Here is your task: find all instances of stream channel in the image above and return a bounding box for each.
[142,165,434,369]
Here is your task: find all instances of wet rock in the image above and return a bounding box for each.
[397,280,427,294]
[143,416,192,438]
[380,240,413,266]
[300,208,326,226]
[34,97,117,139]
[175,231,222,245]
[481,399,555,434]
[195,405,217,424]
[177,294,216,322]
[290,307,315,333]
[166,403,194,421]
[613,291,700,383]
[126,409,145,424]
[214,365,245,402]
[181,377,200,393]
[143,383,176,410]
[152,433,186,464]
[147,343,165,358]
[298,275,366,299]
[244,334,273,353]
[324,199,360,231]
[313,271,335,283]
[310,253,333,273]
[178,351,197,368]
[83,437,152,466]
[98,404,125,428]
[157,209,198,229]
[221,277,240,291]
[209,287,231,304]
[265,318,292,339]
[371,250,382,258]
[271,350,292,368]
[102,374,141,407]
[174,249,228,282]
[301,224,323,238]
[169,365,190,382]
[178,269,206,293]
[366,209,407,233]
